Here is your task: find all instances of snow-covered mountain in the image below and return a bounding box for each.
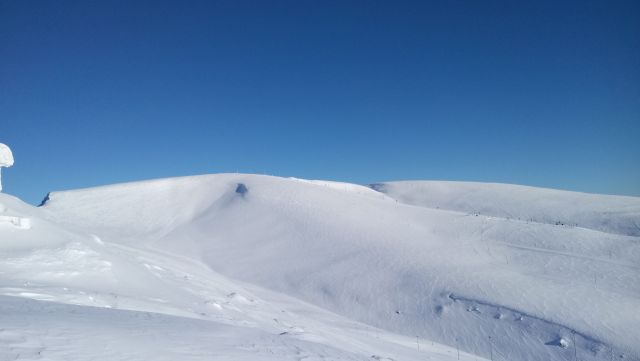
[1,174,639,361]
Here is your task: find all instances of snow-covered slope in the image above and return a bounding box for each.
[0,185,478,361]
[2,174,639,360]
[370,181,640,236]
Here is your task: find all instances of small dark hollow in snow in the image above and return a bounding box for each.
[235,183,248,196]
[546,337,569,348]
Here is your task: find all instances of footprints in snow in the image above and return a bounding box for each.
[431,292,621,359]
[371,355,395,361]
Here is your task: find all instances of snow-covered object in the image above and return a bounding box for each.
[2,174,640,361]
[0,143,13,167]
[0,143,15,192]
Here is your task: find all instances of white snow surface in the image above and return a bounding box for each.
[370,181,640,236]
[1,173,639,361]
[0,143,14,192]
[0,144,13,168]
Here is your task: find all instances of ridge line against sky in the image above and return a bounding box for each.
[1,0,638,204]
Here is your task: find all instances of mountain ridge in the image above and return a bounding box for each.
[2,173,638,361]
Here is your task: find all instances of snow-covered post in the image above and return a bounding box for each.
[0,143,14,192]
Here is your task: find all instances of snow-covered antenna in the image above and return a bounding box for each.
[0,143,15,192]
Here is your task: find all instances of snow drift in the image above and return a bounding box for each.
[1,173,639,360]
[370,180,640,236]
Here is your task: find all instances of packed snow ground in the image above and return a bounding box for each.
[1,174,639,361]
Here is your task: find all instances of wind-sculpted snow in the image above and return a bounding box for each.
[1,188,479,361]
[2,174,639,360]
[370,181,640,237]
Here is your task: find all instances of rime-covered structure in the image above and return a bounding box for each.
[0,143,14,192]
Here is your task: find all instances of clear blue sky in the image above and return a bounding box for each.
[1,0,639,204]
